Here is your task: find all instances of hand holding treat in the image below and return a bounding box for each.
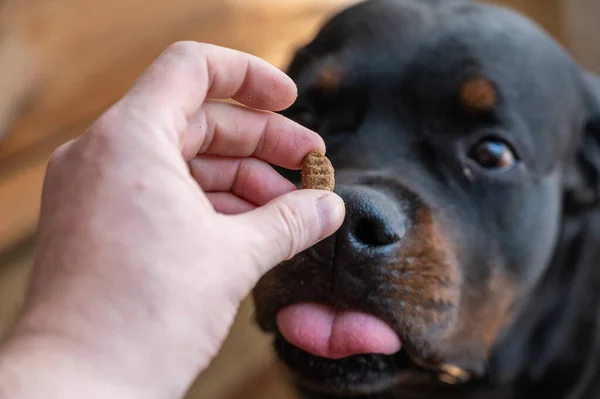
[0,42,345,399]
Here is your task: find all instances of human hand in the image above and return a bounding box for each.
[0,42,345,399]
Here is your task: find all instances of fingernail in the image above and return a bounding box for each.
[316,193,346,239]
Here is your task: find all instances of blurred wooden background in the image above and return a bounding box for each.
[0,0,597,397]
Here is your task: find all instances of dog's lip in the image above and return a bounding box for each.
[275,302,402,360]
[273,334,436,396]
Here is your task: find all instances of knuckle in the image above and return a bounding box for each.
[46,140,74,171]
[161,41,213,86]
[165,40,205,58]
[165,40,192,54]
[93,106,121,133]
[84,108,124,159]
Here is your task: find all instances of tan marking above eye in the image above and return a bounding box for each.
[315,65,344,94]
[459,76,498,112]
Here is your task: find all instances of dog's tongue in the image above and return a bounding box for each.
[276,303,401,359]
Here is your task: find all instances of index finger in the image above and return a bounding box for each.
[116,41,298,140]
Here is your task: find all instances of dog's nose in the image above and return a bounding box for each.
[335,186,407,250]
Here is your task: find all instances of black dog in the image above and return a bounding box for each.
[252,0,600,398]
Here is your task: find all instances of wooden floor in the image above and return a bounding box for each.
[0,0,586,397]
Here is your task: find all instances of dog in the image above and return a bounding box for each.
[251,0,600,398]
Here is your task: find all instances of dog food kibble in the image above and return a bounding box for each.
[301,151,335,191]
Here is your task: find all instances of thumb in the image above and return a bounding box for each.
[233,189,345,274]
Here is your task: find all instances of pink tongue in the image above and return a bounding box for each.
[276,303,401,360]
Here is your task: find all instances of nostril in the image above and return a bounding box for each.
[336,185,408,249]
[353,216,401,246]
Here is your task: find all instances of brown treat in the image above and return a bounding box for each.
[301,151,335,191]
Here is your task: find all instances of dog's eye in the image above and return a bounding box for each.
[469,139,517,170]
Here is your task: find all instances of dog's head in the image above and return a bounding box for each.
[253,0,600,396]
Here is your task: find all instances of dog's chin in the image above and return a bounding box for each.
[274,335,441,397]
[274,334,403,395]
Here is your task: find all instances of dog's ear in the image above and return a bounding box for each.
[563,71,600,213]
